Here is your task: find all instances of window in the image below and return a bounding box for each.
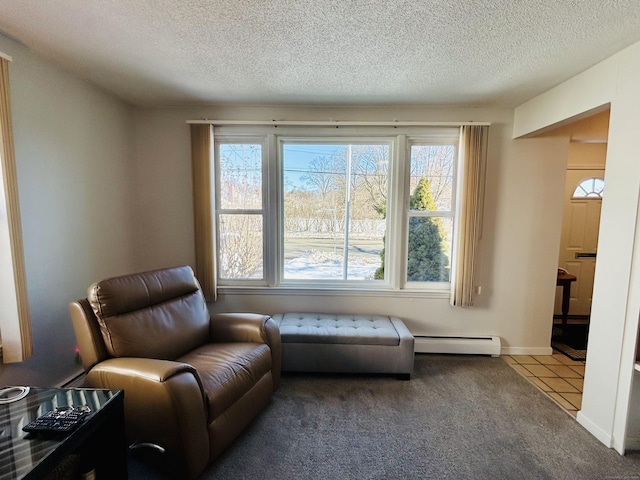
[282,141,389,281]
[213,126,462,292]
[406,143,456,284]
[572,177,604,198]
[216,141,265,281]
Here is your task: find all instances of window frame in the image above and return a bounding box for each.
[214,135,269,286]
[572,177,604,199]
[277,136,394,288]
[213,125,460,295]
[402,137,459,291]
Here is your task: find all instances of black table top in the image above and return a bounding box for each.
[0,386,122,480]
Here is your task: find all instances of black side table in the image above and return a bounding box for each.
[0,387,127,480]
[557,271,577,325]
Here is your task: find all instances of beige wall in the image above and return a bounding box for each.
[0,27,590,399]
[0,34,137,386]
[567,143,607,169]
[514,40,640,453]
[564,110,609,169]
[132,105,568,354]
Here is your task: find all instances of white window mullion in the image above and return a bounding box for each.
[388,135,406,290]
[343,145,353,280]
[275,136,285,285]
[265,134,278,287]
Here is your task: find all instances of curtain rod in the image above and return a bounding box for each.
[186,120,491,127]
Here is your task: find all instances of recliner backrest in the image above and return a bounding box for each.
[70,298,109,371]
[87,265,210,360]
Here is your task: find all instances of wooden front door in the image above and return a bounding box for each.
[555,169,604,317]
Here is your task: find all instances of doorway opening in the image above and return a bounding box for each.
[551,109,609,362]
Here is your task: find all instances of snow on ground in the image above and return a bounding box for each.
[284,249,380,280]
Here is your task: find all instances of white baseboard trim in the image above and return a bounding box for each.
[501,346,553,356]
[414,335,501,357]
[577,411,614,449]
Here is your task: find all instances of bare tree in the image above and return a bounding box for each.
[350,145,389,218]
[409,145,455,210]
[300,155,345,203]
[218,144,262,210]
[219,214,263,279]
[283,189,319,233]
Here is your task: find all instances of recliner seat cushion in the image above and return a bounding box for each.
[179,343,272,420]
[88,266,210,359]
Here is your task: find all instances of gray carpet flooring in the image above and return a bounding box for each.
[129,354,640,479]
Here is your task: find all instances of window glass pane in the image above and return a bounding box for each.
[572,177,604,198]
[348,145,388,280]
[282,143,388,280]
[218,144,262,209]
[409,145,455,211]
[593,178,604,195]
[407,216,452,282]
[218,214,263,280]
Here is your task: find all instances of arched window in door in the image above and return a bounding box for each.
[572,177,604,199]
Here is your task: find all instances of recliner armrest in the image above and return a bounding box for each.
[85,357,209,479]
[88,357,199,383]
[210,313,282,391]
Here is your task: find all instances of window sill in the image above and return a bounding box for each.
[217,285,451,299]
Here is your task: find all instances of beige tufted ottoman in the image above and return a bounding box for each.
[272,313,415,379]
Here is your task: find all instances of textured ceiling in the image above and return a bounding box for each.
[0,1,639,107]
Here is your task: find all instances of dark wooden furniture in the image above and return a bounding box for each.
[0,387,127,480]
[557,271,577,325]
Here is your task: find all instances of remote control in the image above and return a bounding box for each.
[23,405,91,434]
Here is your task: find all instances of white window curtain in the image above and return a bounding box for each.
[190,124,217,301]
[0,56,32,362]
[450,125,489,307]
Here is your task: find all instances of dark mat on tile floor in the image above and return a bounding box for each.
[552,341,587,361]
[552,323,589,360]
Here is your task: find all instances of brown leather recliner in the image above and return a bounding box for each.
[69,265,281,479]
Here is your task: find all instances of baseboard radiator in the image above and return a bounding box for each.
[414,335,501,357]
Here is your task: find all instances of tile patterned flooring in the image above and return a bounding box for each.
[503,351,586,417]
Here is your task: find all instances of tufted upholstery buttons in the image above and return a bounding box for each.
[271,312,415,377]
[276,313,402,346]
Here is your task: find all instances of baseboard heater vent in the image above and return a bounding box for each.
[414,335,501,357]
